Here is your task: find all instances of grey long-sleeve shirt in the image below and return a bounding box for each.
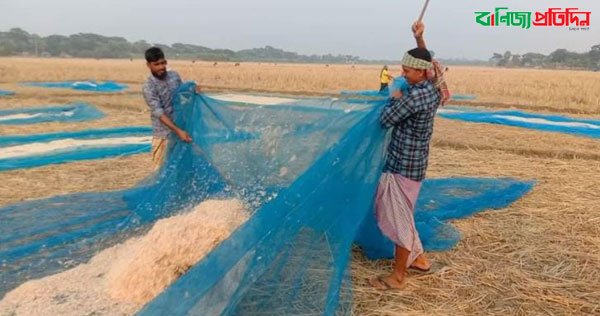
[142,71,182,138]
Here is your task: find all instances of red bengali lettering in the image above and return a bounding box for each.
[533,10,551,26]
[573,11,591,26]
[533,8,592,27]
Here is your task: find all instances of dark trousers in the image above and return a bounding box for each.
[379,83,389,92]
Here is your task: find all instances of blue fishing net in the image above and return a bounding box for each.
[23,81,128,92]
[339,91,477,102]
[389,76,409,95]
[450,94,476,100]
[340,88,387,97]
[0,103,104,125]
[0,126,152,171]
[439,107,600,138]
[209,93,374,112]
[0,83,533,314]
[356,177,534,259]
[341,77,409,100]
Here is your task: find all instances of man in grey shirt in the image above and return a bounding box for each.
[142,47,197,170]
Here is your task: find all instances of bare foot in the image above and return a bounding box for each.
[410,254,432,271]
[368,273,406,291]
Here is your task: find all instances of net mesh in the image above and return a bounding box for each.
[0,83,533,314]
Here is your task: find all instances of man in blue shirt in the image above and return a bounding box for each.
[142,47,197,170]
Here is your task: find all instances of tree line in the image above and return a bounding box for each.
[0,28,361,64]
[1,28,598,70]
[489,46,600,71]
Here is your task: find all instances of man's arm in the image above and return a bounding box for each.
[143,84,192,142]
[380,91,415,128]
[159,115,192,142]
[412,22,426,49]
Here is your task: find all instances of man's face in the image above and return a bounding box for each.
[147,58,168,79]
[402,66,426,85]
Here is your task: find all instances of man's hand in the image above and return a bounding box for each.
[158,114,192,142]
[195,84,202,93]
[412,21,424,38]
[441,94,450,106]
[412,21,427,49]
[391,90,403,99]
[176,129,192,143]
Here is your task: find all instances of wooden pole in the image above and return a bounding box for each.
[417,0,431,22]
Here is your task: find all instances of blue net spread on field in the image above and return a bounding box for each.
[341,91,476,102]
[340,88,388,97]
[23,81,128,92]
[340,76,409,99]
[341,78,475,103]
[0,83,533,314]
[0,103,104,125]
[356,177,534,259]
[0,126,152,171]
[0,90,15,96]
[439,107,600,138]
[450,94,476,100]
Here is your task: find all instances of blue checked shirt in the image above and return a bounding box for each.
[380,80,441,181]
[142,71,182,138]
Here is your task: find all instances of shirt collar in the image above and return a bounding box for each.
[413,80,428,87]
[148,71,169,83]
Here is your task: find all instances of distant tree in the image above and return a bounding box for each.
[509,54,521,67]
[489,53,503,65]
[1,28,598,69]
[521,53,545,67]
[589,45,600,70]
[45,35,69,56]
[495,51,512,67]
[547,49,570,64]
[131,40,151,55]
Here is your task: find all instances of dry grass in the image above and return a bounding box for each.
[444,67,600,115]
[0,94,147,136]
[0,58,599,315]
[0,155,152,206]
[351,147,600,315]
[1,57,599,114]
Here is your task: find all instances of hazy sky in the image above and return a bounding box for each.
[1,0,598,60]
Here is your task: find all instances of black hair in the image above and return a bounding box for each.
[145,47,165,62]
[407,47,432,62]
